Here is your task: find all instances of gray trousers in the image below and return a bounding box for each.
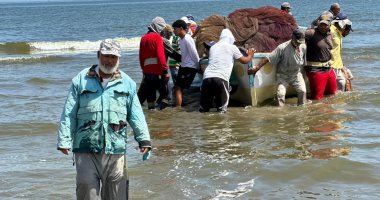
[277,72,307,106]
[334,68,346,91]
[75,152,127,200]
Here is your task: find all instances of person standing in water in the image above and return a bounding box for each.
[330,12,354,91]
[248,29,307,106]
[57,39,152,200]
[172,19,200,107]
[200,29,255,112]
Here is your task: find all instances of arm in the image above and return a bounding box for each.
[139,39,145,69]
[156,36,168,73]
[163,38,181,62]
[57,82,79,155]
[247,57,269,75]
[126,89,152,153]
[187,38,200,67]
[238,48,255,64]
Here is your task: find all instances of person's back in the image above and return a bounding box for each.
[200,29,255,112]
[204,30,243,82]
[138,16,169,110]
[179,34,199,69]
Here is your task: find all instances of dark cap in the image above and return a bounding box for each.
[172,19,188,30]
[203,41,216,49]
[292,29,305,44]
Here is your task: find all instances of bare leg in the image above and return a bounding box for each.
[175,86,183,107]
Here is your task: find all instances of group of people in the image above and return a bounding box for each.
[56,3,354,199]
[138,16,199,110]
[137,15,255,113]
[249,2,353,106]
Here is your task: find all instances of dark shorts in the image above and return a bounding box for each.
[175,67,198,89]
[137,74,168,103]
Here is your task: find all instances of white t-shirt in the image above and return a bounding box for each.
[203,43,243,82]
[179,34,199,69]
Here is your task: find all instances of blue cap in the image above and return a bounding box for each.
[186,14,194,21]
[334,12,348,20]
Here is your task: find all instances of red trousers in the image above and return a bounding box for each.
[306,69,337,100]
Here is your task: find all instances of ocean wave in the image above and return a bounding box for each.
[0,55,68,64]
[27,77,55,85]
[0,42,31,54]
[0,37,141,54]
[30,37,141,52]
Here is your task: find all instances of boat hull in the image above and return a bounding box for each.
[230,53,299,106]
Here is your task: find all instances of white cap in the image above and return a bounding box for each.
[180,16,190,24]
[281,2,291,8]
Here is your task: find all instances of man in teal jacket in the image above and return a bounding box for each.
[57,39,151,200]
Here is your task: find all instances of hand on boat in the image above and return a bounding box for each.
[246,48,256,56]
[247,66,260,75]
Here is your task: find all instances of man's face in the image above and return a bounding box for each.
[173,27,185,37]
[332,7,340,16]
[99,53,119,74]
[318,23,330,34]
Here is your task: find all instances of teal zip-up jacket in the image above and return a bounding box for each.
[57,65,151,154]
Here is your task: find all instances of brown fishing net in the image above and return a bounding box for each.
[195,6,298,56]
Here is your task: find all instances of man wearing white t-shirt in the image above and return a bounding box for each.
[172,19,200,107]
[200,29,255,112]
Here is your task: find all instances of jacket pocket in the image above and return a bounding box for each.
[79,87,99,108]
[109,88,129,124]
[75,106,103,152]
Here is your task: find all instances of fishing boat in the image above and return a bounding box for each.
[192,53,300,106]
[229,53,300,106]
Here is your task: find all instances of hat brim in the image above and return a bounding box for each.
[100,50,121,57]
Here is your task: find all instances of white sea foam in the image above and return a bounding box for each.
[0,55,64,64]
[29,37,141,53]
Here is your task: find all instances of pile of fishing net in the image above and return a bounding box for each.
[195,6,298,55]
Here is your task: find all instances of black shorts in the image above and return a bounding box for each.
[137,74,168,103]
[175,67,198,89]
